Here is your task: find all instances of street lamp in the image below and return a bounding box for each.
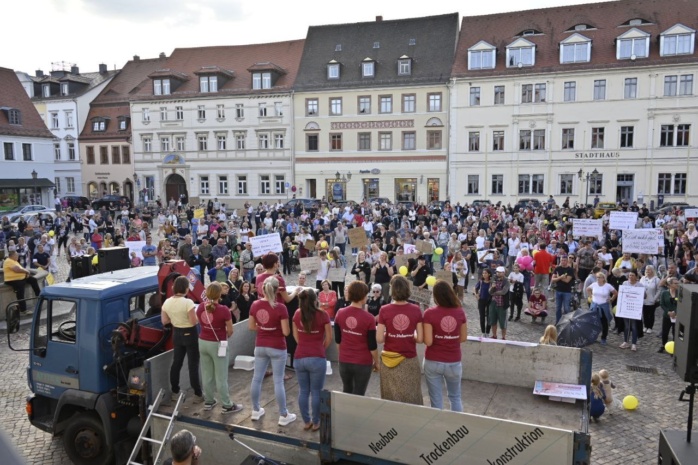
[578,168,599,206]
[31,170,38,205]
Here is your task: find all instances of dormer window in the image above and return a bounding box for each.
[42,84,50,97]
[117,116,130,131]
[398,56,412,75]
[660,24,695,56]
[252,72,272,90]
[616,28,650,59]
[7,109,21,125]
[506,38,536,67]
[468,41,496,70]
[560,34,591,64]
[199,75,218,92]
[327,61,340,79]
[91,118,107,132]
[362,59,375,78]
[61,83,69,96]
[153,78,171,95]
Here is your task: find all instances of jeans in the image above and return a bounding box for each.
[336,243,346,255]
[243,268,255,283]
[555,291,572,323]
[338,362,372,396]
[423,359,463,412]
[477,298,489,334]
[439,246,448,269]
[624,318,639,344]
[171,327,202,396]
[251,346,289,415]
[295,357,327,425]
[198,339,232,407]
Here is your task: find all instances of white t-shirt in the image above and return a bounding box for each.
[508,271,524,292]
[588,282,615,305]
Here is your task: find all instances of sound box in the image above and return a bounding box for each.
[658,429,698,464]
[98,247,130,273]
[675,284,698,383]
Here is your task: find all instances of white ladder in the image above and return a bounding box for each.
[127,389,184,465]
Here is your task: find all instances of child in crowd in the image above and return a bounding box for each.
[539,325,557,345]
[599,369,616,413]
[590,372,606,422]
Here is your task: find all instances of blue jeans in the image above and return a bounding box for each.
[336,243,346,255]
[423,359,463,412]
[295,357,327,425]
[624,318,638,344]
[251,346,288,415]
[439,246,448,269]
[243,268,254,283]
[555,291,572,323]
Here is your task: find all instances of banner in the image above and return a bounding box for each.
[304,239,316,251]
[403,244,417,255]
[533,381,587,400]
[249,233,282,256]
[347,227,368,248]
[685,208,698,219]
[416,239,433,254]
[616,285,644,320]
[435,270,453,282]
[621,229,659,255]
[571,219,602,238]
[609,211,637,230]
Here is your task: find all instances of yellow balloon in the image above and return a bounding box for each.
[320,241,328,249]
[532,250,539,257]
[48,230,55,237]
[665,341,675,355]
[611,305,617,315]
[91,255,98,265]
[622,395,639,410]
[426,276,436,287]
[399,266,408,276]
[435,247,444,255]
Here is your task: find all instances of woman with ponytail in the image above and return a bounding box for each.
[196,282,241,414]
[292,289,332,431]
[249,277,297,426]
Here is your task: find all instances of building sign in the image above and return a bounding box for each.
[574,152,620,158]
[331,120,414,130]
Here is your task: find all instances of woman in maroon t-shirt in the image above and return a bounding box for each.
[249,277,296,426]
[423,280,468,412]
[255,253,300,304]
[292,289,332,431]
[377,275,424,405]
[334,281,379,396]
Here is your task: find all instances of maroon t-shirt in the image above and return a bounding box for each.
[255,272,287,304]
[250,299,288,350]
[423,305,466,363]
[196,303,231,342]
[335,306,376,365]
[378,303,423,359]
[293,309,331,359]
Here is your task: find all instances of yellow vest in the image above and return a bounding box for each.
[3,258,25,282]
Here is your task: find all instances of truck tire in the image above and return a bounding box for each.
[63,413,114,465]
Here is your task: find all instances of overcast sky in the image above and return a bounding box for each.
[5,0,602,74]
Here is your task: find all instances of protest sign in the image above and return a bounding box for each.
[685,208,698,219]
[299,256,320,271]
[193,208,204,219]
[435,270,452,282]
[394,253,417,269]
[249,233,282,256]
[411,287,432,306]
[609,211,638,230]
[622,229,659,255]
[616,285,644,320]
[304,239,316,251]
[416,239,433,254]
[328,268,346,282]
[347,227,368,248]
[572,219,602,238]
[403,244,417,255]
[236,208,247,218]
[477,250,493,262]
[533,381,587,400]
[125,241,146,259]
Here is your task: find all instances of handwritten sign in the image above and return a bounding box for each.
[411,287,432,306]
[685,208,698,219]
[609,211,638,230]
[655,228,665,249]
[193,208,204,219]
[435,270,452,282]
[328,267,346,282]
[572,219,602,238]
[477,250,493,262]
[533,381,587,400]
[249,232,282,256]
[622,229,659,255]
[236,208,247,218]
[299,256,320,271]
[124,241,145,259]
[347,227,368,248]
[394,253,417,269]
[403,244,417,255]
[616,285,644,320]
[416,239,433,254]
[304,239,316,251]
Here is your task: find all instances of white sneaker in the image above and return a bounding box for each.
[251,408,265,421]
[278,413,297,426]
[619,342,629,349]
[646,328,653,334]
[482,333,487,338]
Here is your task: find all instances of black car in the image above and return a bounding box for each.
[91,195,131,210]
[515,198,542,210]
[62,195,90,209]
[283,198,320,212]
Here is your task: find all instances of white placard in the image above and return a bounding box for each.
[403,243,417,255]
[124,241,145,259]
[477,250,493,262]
[621,229,659,255]
[249,232,282,256]
[616,285,644,320]
[655,228,665,248]
[572,219,602,238]
[685,208,698,219]
[609,211,638,230]
[533,381,587,400]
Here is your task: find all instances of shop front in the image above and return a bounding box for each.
[0,176,54,210]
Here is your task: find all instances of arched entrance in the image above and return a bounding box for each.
[124,180,133,202]
[99,181,107,196]
[109,181,120,194]
[87,182,98,199]
[165,174,187,205]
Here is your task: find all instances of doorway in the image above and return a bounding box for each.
[307,179,316,199]
[616,174,634,203]
[165,173,187,204]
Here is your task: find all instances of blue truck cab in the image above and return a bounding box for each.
[25,266,162,465]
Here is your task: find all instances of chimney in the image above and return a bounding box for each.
[133,55,140,62]
[99,63,107,74]
[376,15,383,21]
[70,65,79,75]
[159,52,166,59]
[36,69,44,77]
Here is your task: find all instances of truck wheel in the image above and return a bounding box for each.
[63,414,113,465]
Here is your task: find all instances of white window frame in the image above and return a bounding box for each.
[51,112,59,129]
[680,75,694,96]
[217,104,225,119]
[176,136,185,151]
[197,105,206,120]
[54,143,61,160]
[197,134,208,151]
[161,137,170,152]
[61,83,69,96]
[260,175,271,195]
[330,98,342,116]
[560,34,592,64]
[258,103,267,117]
[258,133,269,149]
[616,29,650,59]
[200,176,210,195]
[66,177,75,193]
[398,58,411,75]
[428,93,442,112]
[67,142,75,160]
[379,96,392,114]
[624,78,638,99]
[470,87,480,106]
[274,133,284,149]
[559,174,574,195]
[275,175,286,194]
[563,81,576,102]
[327,63,340,79]
[142,108,150,122]
[593,80,606,100]
[237,175,247,195]
[217,134,227,150]
[362,61,375,78]
[160,107,168,121]
[468,44,496,70]
[143,137,152,152]
[235,104,244,119]
[65,111,74,128]
[402,94,415,113]
[467,175,479,195]
[506,38,536,68]
[660,25,695,57]
[218,176,228,195]
[235,133,246,150]
[175,106,184,120]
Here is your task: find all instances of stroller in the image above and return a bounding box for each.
[569,279,584,311]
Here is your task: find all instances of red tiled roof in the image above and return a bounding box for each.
[452,0,698,78]
[0,67,53,138]
[130,39,305,100]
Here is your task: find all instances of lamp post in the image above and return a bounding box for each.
[31,170,38,205]
[578,168,599,207]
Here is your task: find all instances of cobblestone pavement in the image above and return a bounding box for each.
[0,245,692,464]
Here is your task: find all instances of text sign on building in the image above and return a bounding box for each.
[331,392,574,465]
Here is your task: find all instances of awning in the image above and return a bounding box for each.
[0,178,55,188]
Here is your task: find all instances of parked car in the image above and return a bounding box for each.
[650,202,691,218]
[62,195,90,210]
[4,205,51,222]
[470,199,491,208]
[11,211,57,229]
[593,202,618,218]
[283,198,320,212]
[368,197,391,205]
[91,195,131,210]
[515,198,542,210]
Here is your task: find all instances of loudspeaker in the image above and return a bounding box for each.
[98,247,130,273]
[658,429,698,464]
[674,284,698,382]
[71,255,94,279]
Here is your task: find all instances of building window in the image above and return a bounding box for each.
[666,75,695,96]
[51,113,59,129]
[675,173,687,194]
[617,35,648,59]
[428,93,442,112]
[200,176,209,195]
[358,96,371,114]
[252,72,272,89]
[402,94,415,113]
[260,175,271,195]
[665,75,678,96]
[379,95,392,113]
[507,46,535,67]
[112,146,121,164]
[54,143,61,160]
[197,134,208,151]
[519,130,531,150]
[468,49,495,70]
[86,146,95,164]
[99,146,108,164]
[235,104,244,119]
[119,119,127,130]
[199,75,218,93]
[402,132,415,150]
[469,88,480,106]
[217,135,227,150]
[235,133,246,150]
[176,136,185,151]
[7,109,20,125]
[398,59,412,75]
[561,41,590,63]
[522,84,533,103]
[680,75,694,95]
[677,124,691,146]
[122,146,130,164]
[359,132,371,150]
[593,80,606,100]
[591,127,605,149]
[518,175,530,195]
[661,31,694,56]
[494,86,505,105]
[274,133,284,149]
[61,83,69,96]
[275,175,286,194]
[259,133,269,149]
[3,142,13,160]
[258,103,267,117]
[218,176,228,195]
[330,133,342,151]
[491,175,503,194]
[535,83,546,102]
[362,61,374,78]
[197,105,206,120]
[560,174,574,195]
[624,78,638,99]
[327,63,340,79]
[493,131,504,151]
[588,174,603,195]
[562,128,575,149]
[274,102,283,117]
[661,124,691,147]
[65,111,73,128]
[161,137,171,152]
[67,142,75,160]
[143,137,152,152]
[620,126,634,148]
[307,134,318,151]
[469,132,480,151]
[379,132,392,150]
[519,174,544,194]
[306,98,319,116]
[467,175,479,194]
[237,175,247,195]
[563,81,576,102]
[330,98,342,116]
[427,130,442,150]
[658,173,672,194]
[533,129,545,150]
[92,119,106,132]
[172,106,182,120]
[66,177,75,193]
[160,107,168,121]
[142,108,150,122]
[153,78,171,95]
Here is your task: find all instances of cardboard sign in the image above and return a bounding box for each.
[416,239,433,254]
[616,285,644,320]
[533,381,587,400]
[328,267,346,282]
[572,219,602,238]
[411,287,432,306]
[347,227,368,248]
[299,256,320,271]
[435,270,452,283]
[236,208,248,218]
[394,253,417,269]
[193,208,204,219]
[249,233,282,256]
[305,239,316,251]
[609,211,638,230]
[621,229,659,255]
